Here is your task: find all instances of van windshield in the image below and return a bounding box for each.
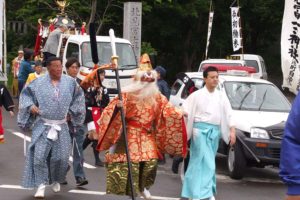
[81,42,137,69]
[224,81,291,112]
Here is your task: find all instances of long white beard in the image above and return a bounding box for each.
[122,80,160,106]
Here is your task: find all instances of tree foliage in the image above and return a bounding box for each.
[7,0,284,82]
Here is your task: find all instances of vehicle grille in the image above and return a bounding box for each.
[269,148,281,159]
[108,88,118,94]
[268,129,283,140]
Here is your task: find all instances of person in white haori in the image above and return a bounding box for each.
[181,66,236,200]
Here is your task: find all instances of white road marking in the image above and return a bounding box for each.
[0,186,181,199]
[7,129,282,184]
[240,176,282,184]
[69,189,180,199]
[8,130,96,169]
[69,157,96,169]
[0,184,30,190]
[142,196,180,200]
[11,131,31,142]
[69,189,106,195]
[157,170,282,184]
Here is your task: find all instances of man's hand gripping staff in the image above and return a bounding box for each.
[85,23,136,200]
[108,28,136,200]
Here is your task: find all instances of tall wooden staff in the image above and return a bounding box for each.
[89,23,136,200]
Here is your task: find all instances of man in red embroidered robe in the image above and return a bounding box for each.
[96,55,187,199]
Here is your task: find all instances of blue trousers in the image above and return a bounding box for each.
[70,125,86,179]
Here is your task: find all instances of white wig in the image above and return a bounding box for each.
[122,70,160,106]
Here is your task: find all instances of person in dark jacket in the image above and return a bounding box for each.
[154,65,171,165]
[82,69,110,167]
[171,81,198,174]
[65,57,88,186]
[18,48,34,93]
[155,66,170,100]
[280,92,300,200]
[0,84,15,143]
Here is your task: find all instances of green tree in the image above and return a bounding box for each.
[6,0,284,83]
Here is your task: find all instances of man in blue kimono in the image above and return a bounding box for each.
[18,57,85,198]
[181,66,236,200]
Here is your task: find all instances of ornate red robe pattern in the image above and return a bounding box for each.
[96,93,187,163]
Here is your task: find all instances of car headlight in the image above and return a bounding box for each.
[250,128,270,139]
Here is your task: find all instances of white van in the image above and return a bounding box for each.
[199,55,268,80]
[230,54,268,80]
[57,34,138,97]
[198,59,246,72]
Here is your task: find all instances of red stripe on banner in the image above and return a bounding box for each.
[91,107,101,132]
[0,109,3,135]
[182,118,187,158]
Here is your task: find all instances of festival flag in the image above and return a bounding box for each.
[34,19,43,56]
[281,0,300,94]
[205,11,214,59]
[0,0,3,71]
[231,7,242,52]
[0,0,7,81]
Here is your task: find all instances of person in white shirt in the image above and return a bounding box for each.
[181,66,236,200]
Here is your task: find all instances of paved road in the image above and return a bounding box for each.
[0,104,286,200]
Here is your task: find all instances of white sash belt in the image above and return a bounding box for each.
[42,117,67,141]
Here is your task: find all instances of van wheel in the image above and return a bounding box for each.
[227,142,246,179]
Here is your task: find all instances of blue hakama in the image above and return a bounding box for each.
[182,122,220,199]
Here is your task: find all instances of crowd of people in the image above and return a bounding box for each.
[1,39,299,200]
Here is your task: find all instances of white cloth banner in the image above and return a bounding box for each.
[205,11,214,58]
[231,7,242,52]
[281,0,300,94]
[0,0,3,71]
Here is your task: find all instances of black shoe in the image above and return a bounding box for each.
[158,159,166,165]
[171,157,183,174]
[95,160,104,167]
[60,180,68,185]
[171,161,179,174]
[67,164,71,172]
[76,177,88,186]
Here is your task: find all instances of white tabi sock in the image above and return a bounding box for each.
[34,184,46,198]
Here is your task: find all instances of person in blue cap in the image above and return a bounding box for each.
[154,65,171,165]
[154,66,170,100]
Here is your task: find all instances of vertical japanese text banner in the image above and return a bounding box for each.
[205,11,214,59]
[231,7,242,52]
[0,0,3,72]
[281,0,300,94]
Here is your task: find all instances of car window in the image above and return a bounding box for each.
[244,60,259,72]
[171,80,183,95]
[181,78,203,99]
[224,81,290,112]
[66,42,79,59]
[81,42,137,69]
[192,78,204,89]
